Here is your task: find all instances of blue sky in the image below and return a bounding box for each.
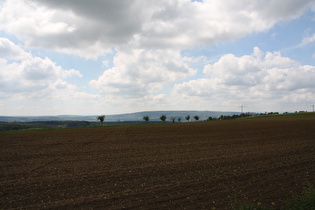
[0,0,314,116]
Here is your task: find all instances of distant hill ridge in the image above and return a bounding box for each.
[0,110,241,122]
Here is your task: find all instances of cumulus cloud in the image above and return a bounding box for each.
[0,38,82,97]
[172,47,315,111]
[0,38,28,59]
[1,0,314,114]
[90,49,196,99]
[138,0,314,49]
[0,37,101,115]
[1,0,313,57]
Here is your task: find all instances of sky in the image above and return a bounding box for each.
[0,0,315,116]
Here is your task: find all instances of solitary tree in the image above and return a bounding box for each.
[194,115,199,121]
[143,115,149,123]
[171,117,176,123]
[185,115,190,122]
[177,117,181,122]
[160,114,167,122]
[97,115,105,125]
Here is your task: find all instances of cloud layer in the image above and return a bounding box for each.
[1,0,313,57]
[0,38,82,99]
[90,49,196,98]
[0,0,314,115]
[173,47,315,111]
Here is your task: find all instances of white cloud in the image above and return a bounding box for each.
[1,0,314,115]
[1,0,313,57]
[299,33,315,46]
[172,47,315,112]
[0,37,101,115]
[0,37,28,59]
[202,47,300,88]
[0,0,112,58]
[90,49,196,99]
[138,0,311,48]
[0,37,82,97]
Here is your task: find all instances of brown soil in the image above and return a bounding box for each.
[1,114,315,209]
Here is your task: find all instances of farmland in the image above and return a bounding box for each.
[1,114,315,209]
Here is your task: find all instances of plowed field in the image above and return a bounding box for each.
[1,114,315,209]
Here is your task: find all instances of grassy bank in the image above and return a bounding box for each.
[234,181,315,210]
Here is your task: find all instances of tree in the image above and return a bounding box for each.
[177,117,181,122]
[207,116,213,121]
[194,115,199,121]
[185,115,190,122]
[171,117,176,123]
[97,115,105,125]
[143,115,149,123]
[160,114,167,122]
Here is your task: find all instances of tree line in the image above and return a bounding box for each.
[143,114,210,123]
[141,113,262,123]
[96,113,260,125]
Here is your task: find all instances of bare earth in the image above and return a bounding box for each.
[1,114,315,209]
